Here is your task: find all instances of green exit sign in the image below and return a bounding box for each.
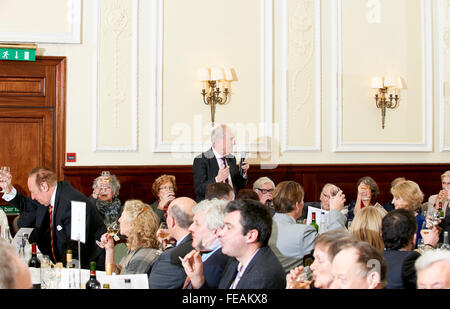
[0,48,36,61]
[0,205,19,214]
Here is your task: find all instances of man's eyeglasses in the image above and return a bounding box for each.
[256,188,274,194]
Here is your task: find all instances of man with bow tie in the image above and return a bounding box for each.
[1,167,106,270]
[193,124,249,202]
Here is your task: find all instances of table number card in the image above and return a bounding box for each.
[71,201,86,243]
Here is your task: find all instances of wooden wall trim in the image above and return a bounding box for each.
[63,163,450,206]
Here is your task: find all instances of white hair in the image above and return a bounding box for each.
[211,124,232,144]
[192,198,227,230]
[415,250,450,273]
[253,177,275,190]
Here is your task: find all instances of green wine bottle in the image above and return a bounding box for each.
[85,261,101,289]
[310,212,319,231]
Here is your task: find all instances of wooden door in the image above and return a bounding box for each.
[0,57,65,206]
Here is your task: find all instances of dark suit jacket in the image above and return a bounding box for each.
[202,246,286,289]
[193,148,247,202]
[383,249,421,289]
[9,181,106,270]
[148,233,193,289]
[13,197,39,228]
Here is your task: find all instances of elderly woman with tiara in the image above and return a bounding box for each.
[100,200,160,275]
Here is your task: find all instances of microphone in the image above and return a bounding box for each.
[239,152,246,176]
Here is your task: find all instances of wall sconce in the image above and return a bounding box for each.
[197,67,234,126]
[371,76,406,129]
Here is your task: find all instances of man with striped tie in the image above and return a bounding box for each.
[193,124,249,202]
[1,167,106,270]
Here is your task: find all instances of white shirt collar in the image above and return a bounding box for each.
[50,183,57,207]
[212,147,224,159]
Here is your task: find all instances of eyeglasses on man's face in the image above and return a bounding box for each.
[256,188,274,194]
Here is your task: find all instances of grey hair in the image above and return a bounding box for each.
[93,174,121,197]
[0,239,21,289]
[193,198,227,230]
[169,204,194,229]
[253,177,275,191]
[321,183,338,195]
[211,124,231,144]
[415,250,450,273]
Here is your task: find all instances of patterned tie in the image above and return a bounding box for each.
[48,205,56,262]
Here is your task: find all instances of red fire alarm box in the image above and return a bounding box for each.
[66,153,76,162]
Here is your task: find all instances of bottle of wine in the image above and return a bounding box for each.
[66,249,73,268]
[28,243,41,289]
[310,212,319,231]
[66,249,76,289]
[438,201,445,219]
[85,261,101,289]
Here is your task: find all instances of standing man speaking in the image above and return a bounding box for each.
[193,125,249,202]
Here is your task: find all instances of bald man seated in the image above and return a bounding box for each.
[148,197,196,289]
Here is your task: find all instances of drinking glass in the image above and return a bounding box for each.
[100,171,111,195]
[290,266,313,289]
[0,166,10,193]
[107,221,120,241]
[157,222,169,254]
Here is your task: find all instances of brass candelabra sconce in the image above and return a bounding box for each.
[197,67,234,126]
[371,76,406,129]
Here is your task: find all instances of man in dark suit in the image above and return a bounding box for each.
[181,199,286,289]
[148,197,196,289]
[382,208,439,289]
[1,167,106,269]
[193,124,249,202]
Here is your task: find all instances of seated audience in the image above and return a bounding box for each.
[0,239,31,289]
[329,240,387,289]
[286,230,355,289]
[427,170,450,237]
[415,250,450,289]
[205,182,234,201]
[236,188,259,201]
[269,181,347,273]
[381,208,439,289]
[90,172,123,228]
[383,177,406,212]
[148,197,195,289]
[100,200,160,275]
[350,205,387,252]
[390,180,427,246]
[183,198,230,289]
[181,199,286,289]
[347,176,380,221]
[253,176,275,209]
[300,183,347,221]
[150,174,177,224]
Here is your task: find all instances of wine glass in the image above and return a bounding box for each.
[107,221,120,241]
[100,171,111,195]
[290,266,313,289]
[0,166,10,193]
[157,222,170,254]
